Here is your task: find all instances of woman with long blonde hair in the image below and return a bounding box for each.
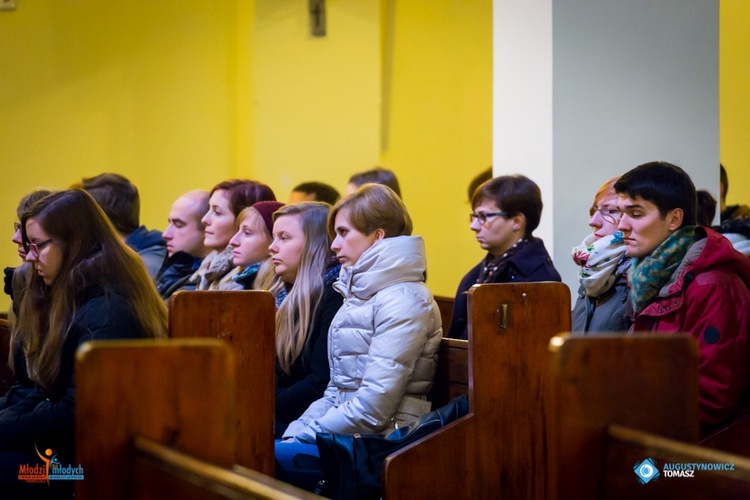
[268,202,342,437]
[0,189,167,495]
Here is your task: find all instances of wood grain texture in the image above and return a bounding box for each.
[75,339,236,500]
[547,333,701,499]
[169,290,276,475]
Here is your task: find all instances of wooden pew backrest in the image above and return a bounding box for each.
[433,294,454,334]
[547,333,700,499]
[76,339,237,500]
[384,282,571,500]
[169,290,276,475]
[427,338,468,408]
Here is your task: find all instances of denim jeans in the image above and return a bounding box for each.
[274,439,323,491]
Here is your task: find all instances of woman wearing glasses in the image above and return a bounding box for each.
[447,175,561,339]
[571,177,632,332]
[0,189,167,496]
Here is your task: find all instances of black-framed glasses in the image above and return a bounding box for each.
[24,238,53,258]
[589,207,622,224]
[13,222,21,232]
[469,211,508,224]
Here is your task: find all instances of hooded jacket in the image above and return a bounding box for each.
[125,225,167,279]
[633,228,750,426]
[283,236,442,443]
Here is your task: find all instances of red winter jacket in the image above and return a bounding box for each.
[633,228,750,426]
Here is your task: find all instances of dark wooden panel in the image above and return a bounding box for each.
[547,333,700,499]
[75,339,236,500]
[169,290,276,475]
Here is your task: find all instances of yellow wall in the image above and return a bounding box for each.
[381,1,492,296]
[0,0,250,293]
[720,0,750,207]
[252,0,381,197]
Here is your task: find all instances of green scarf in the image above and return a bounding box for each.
[629,226,696,314]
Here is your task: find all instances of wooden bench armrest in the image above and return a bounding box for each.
[133,437,318,500]
[383,414,472,500]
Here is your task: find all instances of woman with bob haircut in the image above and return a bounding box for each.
[571,177,632,332]
[268,203,343,438]
[447,174,561,339]
[0,189,167,495]
[193,179,276,290]
[276,183,441,491]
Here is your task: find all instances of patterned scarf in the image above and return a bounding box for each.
[476,238,527,283]
[629,226,696,314]
[232,262,261,286]
[572,231,627,297]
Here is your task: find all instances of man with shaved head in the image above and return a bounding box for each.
[155,190,211,300]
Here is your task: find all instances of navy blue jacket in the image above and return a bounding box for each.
[447,238,561,339]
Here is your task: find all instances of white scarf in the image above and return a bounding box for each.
[571,231,627,297]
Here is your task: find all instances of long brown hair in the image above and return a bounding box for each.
[272,203,333,374]
[15,189,167,393]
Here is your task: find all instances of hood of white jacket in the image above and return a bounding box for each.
[335,235,427,301]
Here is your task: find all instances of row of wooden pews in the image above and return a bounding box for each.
[4,282,740,498]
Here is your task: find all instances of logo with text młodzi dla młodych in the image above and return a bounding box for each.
[18,445,84,485]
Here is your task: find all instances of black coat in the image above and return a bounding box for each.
[0,289,149,458]
[154,251,203,300]
[447,238,561,339]
[275,280,343,437]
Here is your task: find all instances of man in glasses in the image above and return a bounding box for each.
[446,174,561,339]
[615,161,750,428]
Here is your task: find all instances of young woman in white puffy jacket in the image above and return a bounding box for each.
[275,183,442,490]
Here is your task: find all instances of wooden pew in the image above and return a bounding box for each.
[169,290,276,476]
[383,282,571,499]
[433,294,454,336]
[699,399,750,456]
[131,436,320,499]
[0,317,14,394]
[547,333,750,499]
[426,337,468,408]
[76,339,316,499]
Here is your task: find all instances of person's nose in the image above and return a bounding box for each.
[331,235,342,252]
[268,239,278,254]
[25,250,37,263]
[470,218,482,232]
[163,225,174,240]
[229,231,241,248]
[589,211,602,230]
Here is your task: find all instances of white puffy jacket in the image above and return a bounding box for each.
[283,235,442,443]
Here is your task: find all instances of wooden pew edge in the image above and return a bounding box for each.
[134,436,318,500]
[382,414,472,497]
[383,412,472,461]
[608,424,750,481]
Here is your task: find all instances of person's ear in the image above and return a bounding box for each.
[512,213,526,232]
[667,208,684,231]
[372,228,386,241]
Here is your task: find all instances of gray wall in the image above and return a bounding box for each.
[552,0,719,298]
